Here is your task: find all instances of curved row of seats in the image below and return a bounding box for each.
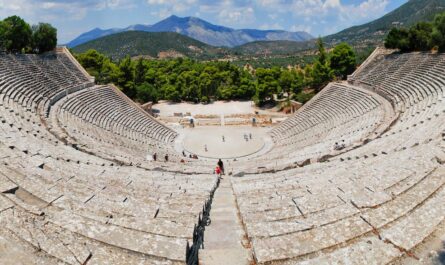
[232,50,445,264]
[1,47,444,264]
[0,50,217,264]
[352,52,445,108]
[0,53,93,114]
[52,85,178,164]
[240,83,394,170]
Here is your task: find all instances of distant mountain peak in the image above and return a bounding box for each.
[67,15,313,48]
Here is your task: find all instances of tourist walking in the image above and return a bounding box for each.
[215,165,221,177]
[217,159,225,175]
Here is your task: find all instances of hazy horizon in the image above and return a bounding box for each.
[0,0,408,43]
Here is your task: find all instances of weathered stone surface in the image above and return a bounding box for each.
[294,236,402,265]
[1,48,445,265]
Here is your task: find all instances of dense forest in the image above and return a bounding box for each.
[385,12,445,52]
[0,16,57,53]
[75,39,356,106]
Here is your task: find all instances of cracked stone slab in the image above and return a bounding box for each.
[49,209,187,261]
[252,215,370,263]
[380,181,445,251]
[290,236,402,265]
[0,174,17,193]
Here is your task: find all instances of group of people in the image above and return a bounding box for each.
[182,150,198,159]
[152,153,168,162]
[151,152,225,178]
[244,133,252,142]
[333,140,346,151]
[152,151,200,163]
[189,154,198,159]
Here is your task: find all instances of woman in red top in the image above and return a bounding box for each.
[215,166,221,176]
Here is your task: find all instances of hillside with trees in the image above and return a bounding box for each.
[72,31,230,60]
[68,15,312,48]
[0,15,57,53]
[385,12,445,52]
[232,0,445,63]
[69,1,445,70]
[233,40,316,56]
[324,0,445,48]
[74,39,356,106]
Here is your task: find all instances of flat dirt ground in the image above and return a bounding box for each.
[155,100,283,159]
[181,126,271,159]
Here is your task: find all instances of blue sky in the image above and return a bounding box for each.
[0,0,408,43]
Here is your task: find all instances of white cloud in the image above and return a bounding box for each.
[146,0,197,17]
[218,6,254,26]
[342,0,389,21]
[0,0,136,21]
[290,24,311,33]
[256,0,389,21]
[156,8,172,19]
[198,0,256,27]
[0,0,33,17]
[323,0,340,9]
[0,0,398,43]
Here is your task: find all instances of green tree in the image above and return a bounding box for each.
[0,15,32,52]
[255,68,280,105]
[311,38,333,91]
[134,58,146,86]
[198,72,215,101]
[164,84,181,102]
[117,56,135,98]
[76,49,105,70]
[237,74,256,100]
[136,82,158,103]
[100,58,120,84]
[384,28,410,51]
[32,23,57,53]
[178,70,199,102]
[303,64,313,88]
[329,43,356,80]
[432,12,445,51]
[292,69,305,95]
[408,22,433,51]
[75,49,106,80]
[0,20,5,49]
[278,70,294,100]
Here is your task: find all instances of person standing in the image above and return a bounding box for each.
[217,159,224,175]
[215,165,221,177]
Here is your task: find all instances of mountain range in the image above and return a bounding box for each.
[67,15,313,48]
[71,0,445,61]
[324,0,445,46]
[237,0,445,55]
[72,31,229,60]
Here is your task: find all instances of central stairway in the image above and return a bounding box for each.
[200,176,252,265]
